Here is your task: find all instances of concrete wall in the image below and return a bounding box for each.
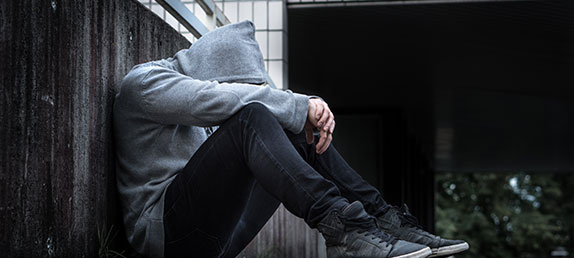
[0,0,324,257]
[0,0,190,256]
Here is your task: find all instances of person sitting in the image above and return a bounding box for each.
[113,20,469,258]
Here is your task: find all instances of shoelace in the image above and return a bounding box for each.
[396,204,444,243]
[342,216,397,245]
[396,204,424,230]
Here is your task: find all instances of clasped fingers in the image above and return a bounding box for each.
[308,98,336,154]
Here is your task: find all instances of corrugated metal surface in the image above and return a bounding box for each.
[0,0,190,256]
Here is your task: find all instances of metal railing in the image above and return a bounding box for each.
[154,0,278,88]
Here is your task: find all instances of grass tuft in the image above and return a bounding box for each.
[98,225,127,258]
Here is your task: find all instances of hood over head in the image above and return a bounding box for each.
[170,20,267,84]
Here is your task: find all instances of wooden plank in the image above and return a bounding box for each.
[237,205,326,258]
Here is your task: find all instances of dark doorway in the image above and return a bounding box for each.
[288,0,574,230]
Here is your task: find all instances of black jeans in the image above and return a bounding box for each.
[163,103,388,258]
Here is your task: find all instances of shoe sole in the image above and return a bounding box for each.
[394,247,432,258]
[429,242,469,257]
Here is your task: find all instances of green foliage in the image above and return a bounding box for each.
[435,172,574,258]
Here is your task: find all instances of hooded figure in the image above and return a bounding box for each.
[176,20,267,85]
[113,20,310,257]
[114,19,468,258]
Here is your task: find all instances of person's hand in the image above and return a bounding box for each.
[305,98,335,154]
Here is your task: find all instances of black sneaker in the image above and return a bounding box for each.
[317,201,432,258]
[376,204,469,257]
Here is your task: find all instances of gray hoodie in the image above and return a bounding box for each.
[113,20,309,257]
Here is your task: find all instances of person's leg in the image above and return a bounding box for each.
[163,103,348,257]
[222,183,279,258]
[283,132,469,257]
[284,131,389,217]
[164,103,430,258]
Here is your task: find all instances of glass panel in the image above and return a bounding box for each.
[238,2,253,23]
[138,0,150,6]
[269,61,283,89]
[182,32,196,43]
[255,31,268,59]
[224,2,238,23]
[253,1,267,30]
[150,4,164,19]
[184,3,194,14]
[165,12,179,31]
[194,3,209,26]
[268,1,282,30]
[268,31,282,60]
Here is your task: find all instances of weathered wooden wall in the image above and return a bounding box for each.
[239,205,327,258]
[0,0,190,256]
[0,0,323,257]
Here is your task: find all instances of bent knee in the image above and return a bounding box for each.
[240,103,273,117]
[242,103,267,112]
[238,103,277,124]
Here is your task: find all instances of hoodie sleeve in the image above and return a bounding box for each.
[122,65,309,133]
